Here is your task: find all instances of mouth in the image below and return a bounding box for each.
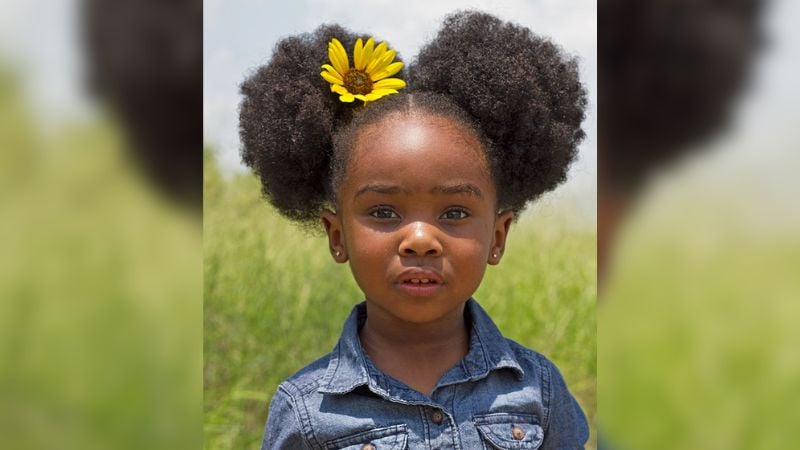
[404,278,438,285]
[396,268,444,297]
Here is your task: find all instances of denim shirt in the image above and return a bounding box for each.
[262,299,589,449]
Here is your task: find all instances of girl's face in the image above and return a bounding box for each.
[322,114,513,325]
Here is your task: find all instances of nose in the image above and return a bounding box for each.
[398,221,443,257]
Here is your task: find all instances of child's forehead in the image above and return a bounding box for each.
[350,115,488,169]
[343,116,495,195]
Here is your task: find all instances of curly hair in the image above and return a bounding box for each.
[240,11,587,227]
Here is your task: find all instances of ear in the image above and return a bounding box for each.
[488,210,514,265]
[321,209,348,263]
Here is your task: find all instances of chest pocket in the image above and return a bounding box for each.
[324,424,408,450]
[473,413,544,450]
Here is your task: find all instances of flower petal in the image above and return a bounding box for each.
[362,90,396,102]
[366,41,388,73]
[370,62,404,81]
[354,94,368,102]
[354,38,364,71]
[338,93,355,103]
[367,49,397,76]
[336,46,351,76]
[361,38,375,71]
[331,84,350,96]
[334,39,350,65]
[321,70,344,85]
[327,45,344,76]
[321,64,343,78]
[329,38,349,76]
[373,78,406,90]
[326,44,340,73]
[321,64,344,84]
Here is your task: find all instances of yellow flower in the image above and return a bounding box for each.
[320,37,406,103]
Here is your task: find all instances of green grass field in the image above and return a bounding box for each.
[203,150,596,449]
[598,166,800,449]
[1,65,202,450]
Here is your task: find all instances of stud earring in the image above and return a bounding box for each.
[492,252,498,259]
[335,250,341,257]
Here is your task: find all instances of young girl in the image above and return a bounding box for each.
[240,11,589,449]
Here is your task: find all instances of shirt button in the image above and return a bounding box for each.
[431,409,444,424]
[361,443,375,450]
[511,425,525,440]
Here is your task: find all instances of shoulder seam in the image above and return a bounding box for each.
[283,354,332,396]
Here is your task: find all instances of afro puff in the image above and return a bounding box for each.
[240,10,586,227]
[239,25,400,225]
[409,11,587,214]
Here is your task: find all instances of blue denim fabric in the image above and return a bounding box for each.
[262,299,589,449]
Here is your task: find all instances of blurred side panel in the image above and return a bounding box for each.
[0,0,202,449]
[599,0,800,448]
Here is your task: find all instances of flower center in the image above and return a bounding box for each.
[343,69,373,95]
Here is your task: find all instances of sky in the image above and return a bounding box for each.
[203,0,598,218]
[0,0,92,124]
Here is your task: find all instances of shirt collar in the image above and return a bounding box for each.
[318,298,524,396]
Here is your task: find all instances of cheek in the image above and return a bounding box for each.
[448,222,494,253]
[346,225,394,260]
[447,235,491,267]
[449,240,489,292]
[345,228,395,290]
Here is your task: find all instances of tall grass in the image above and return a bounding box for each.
[203,151,596,449]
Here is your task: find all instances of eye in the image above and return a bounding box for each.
[368,206,400,220]
[440,207,470,220]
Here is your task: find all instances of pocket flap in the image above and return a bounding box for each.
[474,413,544,449]
[325,424,408,450]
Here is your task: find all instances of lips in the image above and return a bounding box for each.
[397,267,444,284]
[396,268,444,297]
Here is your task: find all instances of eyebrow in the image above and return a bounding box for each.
[354,182,483,199]
[431,183,484,199]
[354,183,413,198]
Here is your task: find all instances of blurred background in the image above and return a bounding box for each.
[0,0,202,449]
[598,0,800,448]
[203,0,597,449]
